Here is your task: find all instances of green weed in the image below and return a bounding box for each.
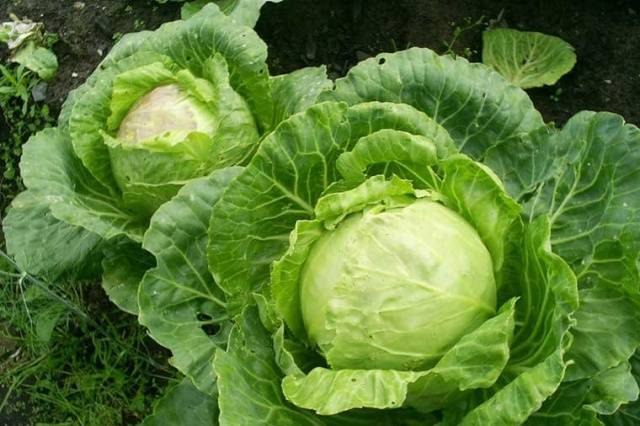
[442,16,488,59]
[0,63,55,214]
[0,250,176,425]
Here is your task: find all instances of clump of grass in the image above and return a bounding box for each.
[1,30,60,214]
[0,250,176,425]
[0,63,56,215]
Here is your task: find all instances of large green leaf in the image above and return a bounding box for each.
[2,191,102,278]
[335,128,446,188]
[215,306,425,425]
[459,343,568,425]
[214,306,323,426]
[139,167,242,395]
[528,361,639,425]
[564,285,640,381]
[2,128,144,276]
[485,112,640,386]
[281,300,516,415]
[485,112,640,293]
[482,28,576,89]
[604,352,640,425]
[322,47,544,158]
[504,216,578,372]
[101,239,154,315]
[141,378,218,426]
[269,66,333,127]
[182,0,283,27]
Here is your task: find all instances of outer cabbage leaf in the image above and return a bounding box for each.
[139,167,241,395]
[565,285,640,381]
[214,306,425,425]
[482,28,576,89]
[214,305,323,426]
[321,47,544,158]
[485,112,640,293]
[458,343,568,426]
[101,239,154,315]
[141,378,218,426]
[269,66,334,128]
[485,112,640,386]
[181,0,283,27]
[528,361,639,425]
[2,128,143,276]
[603,352,640,425]
[2,191,102,278]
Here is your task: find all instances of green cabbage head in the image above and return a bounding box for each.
[300,198,497,371]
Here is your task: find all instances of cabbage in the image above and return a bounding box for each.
[300,199,497,371]
[4,7,639,424]
[139,48,639,424]
[2,4,331,314]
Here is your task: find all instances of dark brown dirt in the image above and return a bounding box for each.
[1,0,181,109]
[257,0,640,126]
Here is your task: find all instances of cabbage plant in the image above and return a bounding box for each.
[138,47,640,424]
[2,4,330,312]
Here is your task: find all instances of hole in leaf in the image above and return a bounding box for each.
[378,57,386,65]
[197,313,219,336]
[519,183,542,204]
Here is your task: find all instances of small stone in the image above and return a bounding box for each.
[31,81,48,102]
[71,72,78,78]
[604,79,612,84]
[73,1,85,10]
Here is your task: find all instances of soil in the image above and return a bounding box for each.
[257,0,640,126]
[0,0,181,109]
[2,0,639,126]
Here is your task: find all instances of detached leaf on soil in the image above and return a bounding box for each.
[482,28,576,89]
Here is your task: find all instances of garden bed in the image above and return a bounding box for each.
[3,0,639,126]
[1,0,639,424]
